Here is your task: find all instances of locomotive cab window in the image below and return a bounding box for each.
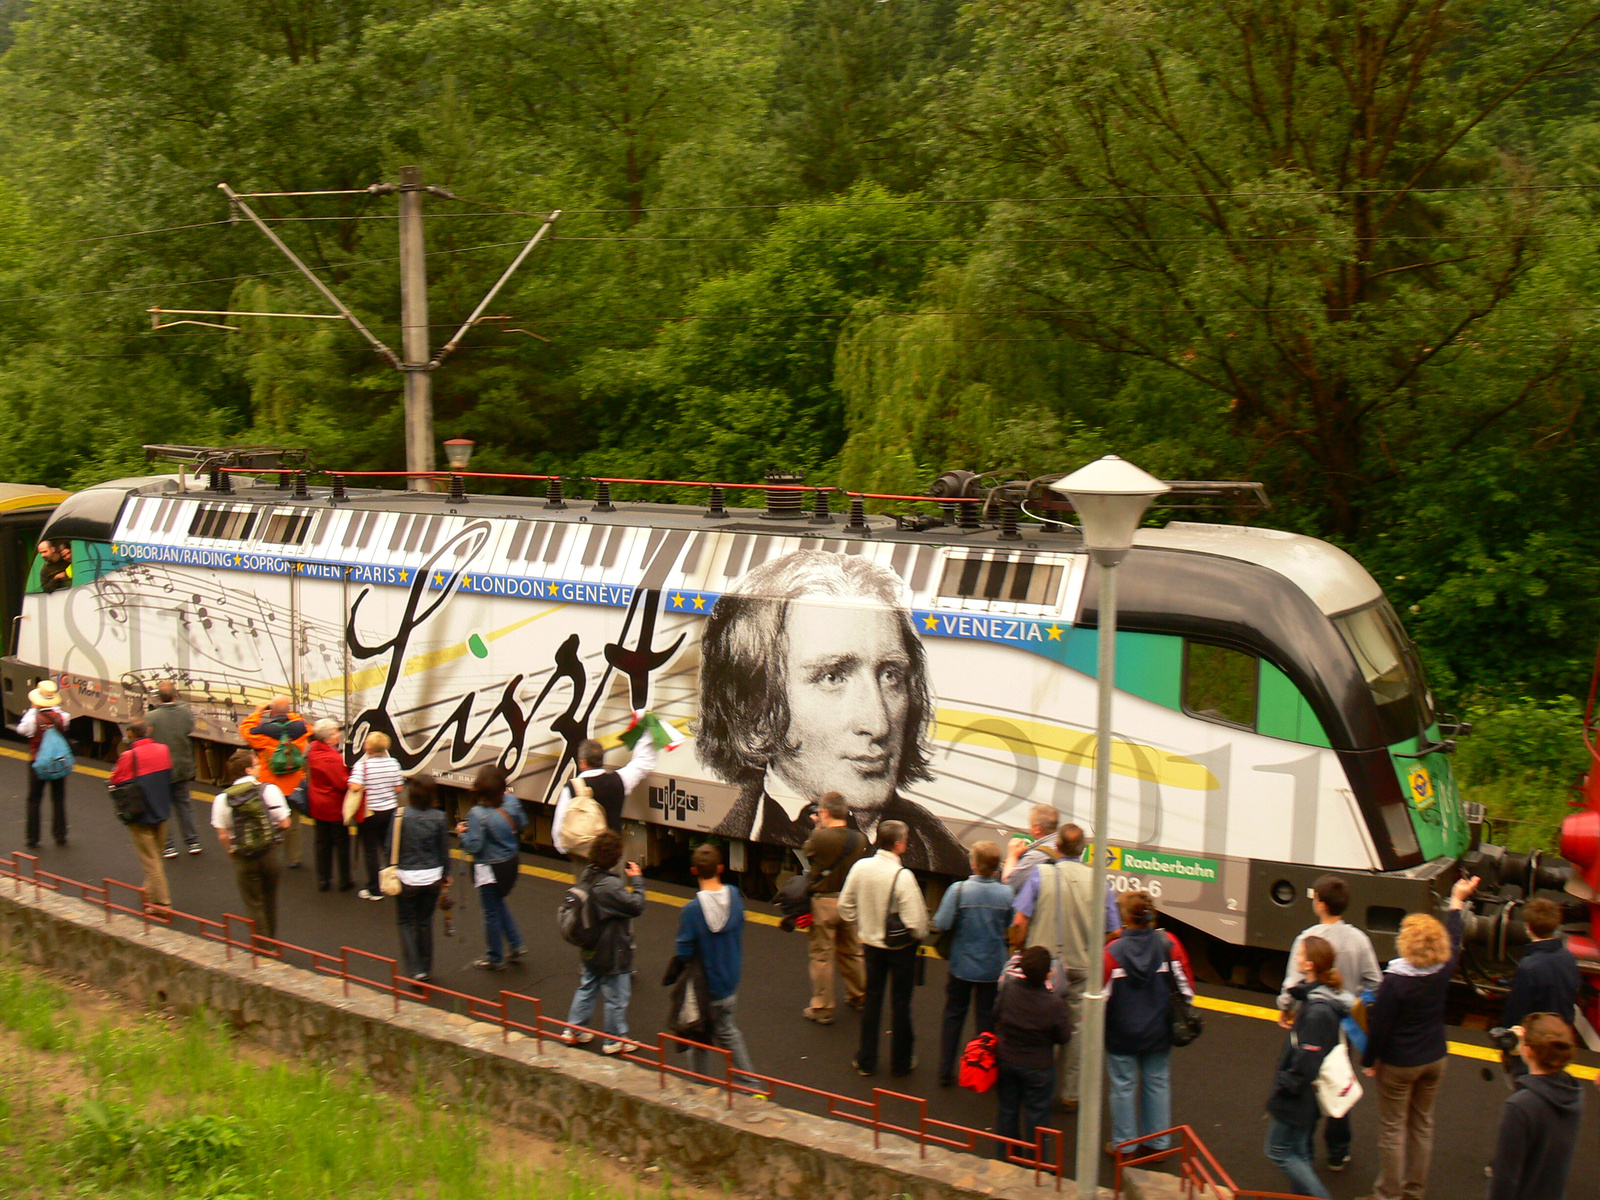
[26,540,129,593]
[1183,641,1258,730]
[1333,599,1436,744]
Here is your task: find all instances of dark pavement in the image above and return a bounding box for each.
[6,748,1597,1196]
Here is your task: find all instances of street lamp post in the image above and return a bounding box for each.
[1050,456,1169,1199]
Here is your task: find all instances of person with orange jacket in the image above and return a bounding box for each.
[239,695,310,869]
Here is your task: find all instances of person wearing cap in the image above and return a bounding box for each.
[18,680,70,847]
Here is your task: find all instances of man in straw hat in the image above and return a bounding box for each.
[18,679,69,847]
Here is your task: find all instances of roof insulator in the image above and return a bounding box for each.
[764,470,805,520]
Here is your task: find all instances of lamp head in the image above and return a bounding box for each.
[443,439,474,471]
[1049,455,1169,557]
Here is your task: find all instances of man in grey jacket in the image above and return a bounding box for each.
[147,682,201,857]
[1275,874,1382,1172]
[839,820,930,1078]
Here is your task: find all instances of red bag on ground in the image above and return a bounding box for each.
[959,1031,998,1093]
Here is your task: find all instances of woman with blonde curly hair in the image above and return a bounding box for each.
[1359,875,1478,1200]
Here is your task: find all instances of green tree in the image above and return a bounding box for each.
[940,0,1600,537]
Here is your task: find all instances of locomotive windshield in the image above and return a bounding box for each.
[1333,599,1436,745]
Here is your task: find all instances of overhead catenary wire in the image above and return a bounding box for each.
[8,175,1600,253]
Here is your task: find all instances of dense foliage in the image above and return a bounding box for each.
[1,0,1597,836]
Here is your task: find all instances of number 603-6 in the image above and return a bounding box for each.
[1111,874,1162,899]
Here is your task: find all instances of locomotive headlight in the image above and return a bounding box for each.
[444,439,475,471]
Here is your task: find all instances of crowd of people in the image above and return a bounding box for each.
[16,685,1598,1195]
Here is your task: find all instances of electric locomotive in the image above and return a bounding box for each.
[0,446,1564,982]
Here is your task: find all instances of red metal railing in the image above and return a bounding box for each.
[1111,1126,1319,1199]
[0,850,1063,1185]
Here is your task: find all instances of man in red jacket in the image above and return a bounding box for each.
[109,721,176,910]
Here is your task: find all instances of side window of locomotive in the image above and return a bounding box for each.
[1183,641,1258,730]
[936,555,1065,609]
[25,540,129,592]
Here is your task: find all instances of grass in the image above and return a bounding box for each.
[0,962,689,1200]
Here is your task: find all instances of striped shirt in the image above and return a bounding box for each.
[352,754,405,812]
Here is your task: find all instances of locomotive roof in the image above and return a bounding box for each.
[44,472,1385,617]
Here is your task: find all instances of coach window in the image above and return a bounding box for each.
[1183,640,1258,730]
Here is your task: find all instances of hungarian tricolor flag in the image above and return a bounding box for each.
[619,710,686,752]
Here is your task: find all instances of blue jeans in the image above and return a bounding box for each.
[477,880,522,964]
[995,1060,1056,1160]
[567,965,632,1038]
[1107,1049,1173,1152]
[1265,1117,1331,1199]
[689,994,759,1088]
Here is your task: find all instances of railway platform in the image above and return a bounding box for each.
[3,747,1593,1197]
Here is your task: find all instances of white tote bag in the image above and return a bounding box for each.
[1314,1036,1363,1118]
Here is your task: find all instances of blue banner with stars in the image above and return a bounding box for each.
[109,541,1081,659]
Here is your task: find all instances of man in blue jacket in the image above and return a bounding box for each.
[1502,897,1581,1076]
[675,843,759,1088]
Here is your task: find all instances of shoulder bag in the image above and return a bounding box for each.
[343,759,367,825]
[882,867,918,950]
[108,743,148,825]
[1312,1030,1363,1118]
[378,808,406,896]
[1166,937,1203,1047]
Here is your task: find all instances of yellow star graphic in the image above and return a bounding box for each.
[922,613,939,631]
[1046,624,1063,641]
[398,569,410,583]
[432,571,445,586]
[233,554,243,566]
[463,576,474,588]
[547,582,559,596]
[692,594,706,610]
[671,593,685,609]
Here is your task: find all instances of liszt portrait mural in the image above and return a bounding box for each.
[697,549,970,875]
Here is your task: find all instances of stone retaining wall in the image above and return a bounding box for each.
[0,881,1120,1199]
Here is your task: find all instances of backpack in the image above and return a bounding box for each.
[33,718,74,781]
[268,735,305,776]
[227,780,280,858]
[959,1031,999,1093]
[557,879,603,949]
[559,775,608,858]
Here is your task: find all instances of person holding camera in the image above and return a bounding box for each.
[1500,898,1580,1077]
[1486,1014,1583,1200]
